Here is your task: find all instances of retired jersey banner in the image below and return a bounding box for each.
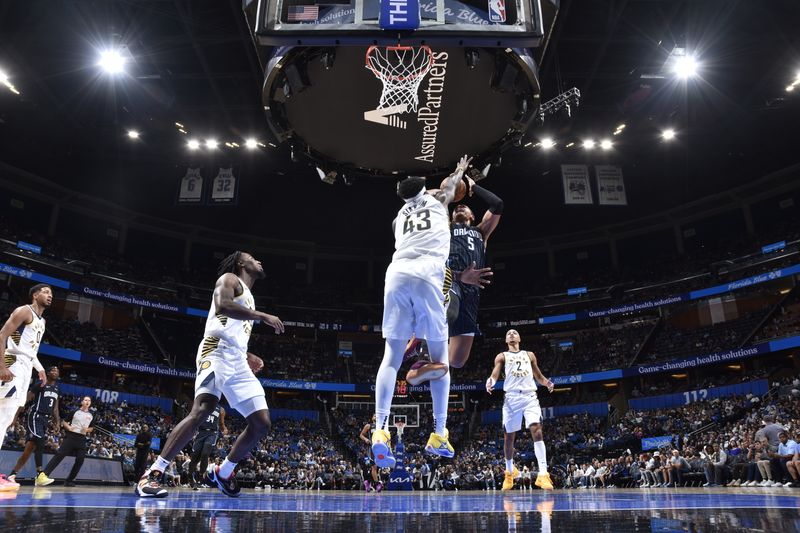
[210,167,238,204]
[596,165,627,205]
[562,164,593,204]
[177,168,203,204]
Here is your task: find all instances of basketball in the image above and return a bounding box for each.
[440,177,467,203]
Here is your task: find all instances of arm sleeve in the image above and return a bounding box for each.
[470,184,504,215]
[32,356,44,373]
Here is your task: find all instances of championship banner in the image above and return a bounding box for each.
[210,167,238,204]
[561,164,593,204]
[177,167,204,204]
[595,165,627,205]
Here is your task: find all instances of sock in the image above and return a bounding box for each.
[219,458,237,480]
[541,512,551,533]
[149,456,170,474]
[534,441,548,473]
[375,339,406,433]
[506,459,514,473]
[427,340,450,437]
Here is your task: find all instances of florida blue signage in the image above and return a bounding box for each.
[641,435,673,451]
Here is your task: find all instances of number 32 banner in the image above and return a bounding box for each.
[211,167,238,205]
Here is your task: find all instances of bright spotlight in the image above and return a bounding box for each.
[582,139,595,150]
[673,55,698,79]
[127,130,140,139]
[205,139,218,150]
[0,69,7,83]
[187,139,201,150]
[541,138,555,150]
[600,139,613,150]
[245,138,258,150]
[788,85,796,93]
[98,49,126,74]
[661,129,676,141]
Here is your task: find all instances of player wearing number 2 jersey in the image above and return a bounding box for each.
[486,329,555,491]
[372,155,472,469]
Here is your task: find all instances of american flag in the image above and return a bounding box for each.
[287,5,319,21]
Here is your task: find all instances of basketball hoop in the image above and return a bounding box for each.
[394,420,406,441]
[365,45,433,113]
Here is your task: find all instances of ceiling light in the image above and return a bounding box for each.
[205,139,218,150]
[0,69,8,84]
[187,139,201,150]
[245,138,258,150]
[600,139,613,150]
[661,128,676,141]
[127,130,139,139]
[615,123,626,131]
[565,142,575,148]
[97,49,126,74]
[541,138,555,150]
[673,55,698,79]
[582,139,595,150]
[788,85,796,92]
[175,122,184,128]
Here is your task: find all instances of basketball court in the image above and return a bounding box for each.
[2,487,798,531]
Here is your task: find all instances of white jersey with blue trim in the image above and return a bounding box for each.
[503,351,537,394]
[392,193,450,263]
[196,277,255,361]
[5,305,46,363]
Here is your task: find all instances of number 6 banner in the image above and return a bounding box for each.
[210,167,238,205]
[177,167,204,204]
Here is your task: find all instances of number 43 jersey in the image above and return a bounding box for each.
[392,193,450,263]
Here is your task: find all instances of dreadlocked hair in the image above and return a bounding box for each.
[217,251,242,277]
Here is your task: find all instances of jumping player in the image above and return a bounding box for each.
[372,155,472,468]
[0,284,51,491]
[359,415,382,491]
[407,175,502,383]
[6,365,60,487]
[188,404,227,489]
[486,329,555,491]
[136,251,283,498]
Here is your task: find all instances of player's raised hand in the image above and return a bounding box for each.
[456,154,472,174]
[485,376,496,394]
[38,369,46,384]
[460,261,493,289]
[260,312,284,334]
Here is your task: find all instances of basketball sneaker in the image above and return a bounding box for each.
[402,337,424,363]
[0,474,20,492]
[406,361,448,386]
[502,467,520,491]
[425,429,454,458]
[205,464,241,498]
[35,472,54,487]
[135,469,168,498]
[535,472,554,490]
[371,428,396,469]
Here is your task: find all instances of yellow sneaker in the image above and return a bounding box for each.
[535,472,554,490]
[425,430,454,458]
[371,428,396,468]
[35,472,55,487]
[502,467,520,491]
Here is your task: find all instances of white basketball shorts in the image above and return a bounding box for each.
[381,258,448,342]
[502,392,542,433]
[195,353,267,417]
[0,356,33,408]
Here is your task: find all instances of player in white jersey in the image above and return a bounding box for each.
[137,251,283,499]
[372,155,472,468]
[0,285,50,434]
[486,329,555,490]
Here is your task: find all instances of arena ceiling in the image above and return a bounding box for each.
[0,0,798,248]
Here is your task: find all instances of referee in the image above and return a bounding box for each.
[38,395,94,487]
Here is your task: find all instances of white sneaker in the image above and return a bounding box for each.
[758,480,769,487]
[784,481,794,487]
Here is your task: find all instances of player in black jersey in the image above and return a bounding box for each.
[407,174,502,382]
[6,366,60,486]
[188,404,226,489]
[359,415,383,492]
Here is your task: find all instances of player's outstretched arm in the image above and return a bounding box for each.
[528,352,554,392]
[214,273,284,333]
[434,154,472,205]
[0,306,32,381]
[220,406,228,435]
[359,424,371,445]
[486,353,505,394]
[466,178,503,243]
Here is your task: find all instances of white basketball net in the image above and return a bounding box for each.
[394,421,406,439]
[365,46,433,113]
